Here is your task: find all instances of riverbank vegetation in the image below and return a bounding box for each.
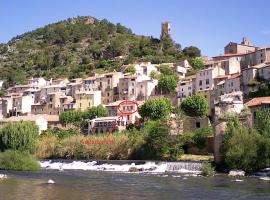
[201,163,215,176]
[0,122,41,171]
[0,97,214,169]
[0,150,40,171]
[35,121,185,160]
[221,111,270,172]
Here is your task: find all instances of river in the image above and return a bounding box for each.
[0,169,270,200]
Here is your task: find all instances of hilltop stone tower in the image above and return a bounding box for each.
[161,22,171,39]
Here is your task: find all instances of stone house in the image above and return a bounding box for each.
[74,90,101,111]
[96,72,124,104]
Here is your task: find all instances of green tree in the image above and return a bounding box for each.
[192,126,213,149]
[255,109,270,136]
[183,46,201,58]
[82,105,108,120]
[139,97,172,120]
[140,121,183,160]
[59,111,82,126]
[190,57,204,71]
[222,124,261,172]
[158,75,178,94]
[180,95,209,117]
[144,121,170,159]
[150,70,160,80]
[0,121,39,153]
[159,65,174,76]
[0,89,6,97]
[124,66,136,75]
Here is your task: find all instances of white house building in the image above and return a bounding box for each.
[195,66,225,92]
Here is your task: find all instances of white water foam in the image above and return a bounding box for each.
[39,160,201,174]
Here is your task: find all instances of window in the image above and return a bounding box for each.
[206,79,209,85]
[143,68,147,74]
[199,80,202,86]
[80,103,82,108]
[261,60,264,63]
[107,92,110,96]
[196,122,201,128]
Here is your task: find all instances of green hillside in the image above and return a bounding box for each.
[0,16,200,86]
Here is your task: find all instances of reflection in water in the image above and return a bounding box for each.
[0,170,270,200]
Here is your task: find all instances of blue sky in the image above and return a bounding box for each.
[1,0,270,56]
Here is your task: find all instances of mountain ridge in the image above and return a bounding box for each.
[0,16,199,87]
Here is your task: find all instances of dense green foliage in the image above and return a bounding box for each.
[59,110,83,125]
[157,75,178,94]
[192,126,213,149]
[0,150,40,171]
[255,109,270,136]
[0,89,5,97]
[36,121,184,161]
[222,117,270,172]
[249,84,270,98]
[82,105,108,120]
[190,57,204,71]
[159,65,174,76]
[139,97,172,120]
[59,105,108,126]
[150,70,160,80]
[140,121,183,160]
[183,46,201,58]
[201,163,215,176]
[0,16,199,86]
[180,95,209,117]
[124,66,136,74]
[0,121,39,153]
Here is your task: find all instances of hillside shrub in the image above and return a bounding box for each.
[0,121,39,153]
[201,163,215,176]
[0,150,41,171]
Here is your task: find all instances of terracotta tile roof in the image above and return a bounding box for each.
[83,76,97,81]
[0,114,59,122]
[228,73,241,80]
[213,53,247,58]
[214,75,229,79]
[245,97,270,107]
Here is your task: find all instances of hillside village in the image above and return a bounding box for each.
[0,22,269,136]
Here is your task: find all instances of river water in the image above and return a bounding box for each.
[0,169,270,200]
